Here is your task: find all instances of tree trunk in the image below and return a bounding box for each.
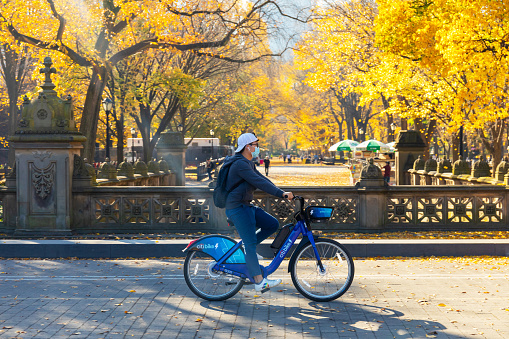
[478,119,505,177]
[452,131,461,162]
[115,109,124,163]
[80,67,108,162]
[1,45,31,167]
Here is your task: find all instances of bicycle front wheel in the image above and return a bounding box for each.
[184,250,244,301]
[290,239,354,302]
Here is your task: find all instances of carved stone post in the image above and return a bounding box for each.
[394,130,426,185]
[9,57,86,235]
[156,131,187,186]
[357,159,385,230]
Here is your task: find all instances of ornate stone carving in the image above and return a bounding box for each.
[471,156,491,178]
[32,162,55,199]
[413,155,425,171]
[437,158,452,173]
[134,161,149,177]
[18,119,29,128]
[37,109,48,120]
[117,161,135,178]
[39,56,57,92]
[424,158,437,172]
[147,159,160,173]
[495,157,509,181]
[394,130,426,148]
[98,159,118,180]
[158,158,170,173]
[73,154,91,179]
[33,150,52,161]
[360,158,382,179]
[387,197,413,223]
[56,119,67,128]
[452,156,470,175]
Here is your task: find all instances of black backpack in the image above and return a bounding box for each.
[213,158,243,208]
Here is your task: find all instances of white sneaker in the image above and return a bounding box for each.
[254,277,282,292]
[256,253,264,260]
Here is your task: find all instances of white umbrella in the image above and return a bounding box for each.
[328,139,359,152]
[355,139,390,152]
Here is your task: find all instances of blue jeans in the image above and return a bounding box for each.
[225,205,279,277]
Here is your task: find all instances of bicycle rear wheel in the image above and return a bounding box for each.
[290,239,354,302]
[184,250,244,301]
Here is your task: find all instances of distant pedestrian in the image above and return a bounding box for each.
[264,156,271,176]
[206,158,213,180]
[383,161,391,184]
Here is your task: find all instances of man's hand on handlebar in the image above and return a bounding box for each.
[283,192,294,200]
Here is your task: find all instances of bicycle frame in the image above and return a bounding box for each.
[211,216,322,283]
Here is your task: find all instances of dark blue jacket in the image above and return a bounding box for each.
[224,153,284,209]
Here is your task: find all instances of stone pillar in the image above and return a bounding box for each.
[394,130,426,185]
[156,131,187,186]
[9,57,86,235]
[357,159,386,230]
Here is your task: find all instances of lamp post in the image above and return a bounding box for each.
[390,122,396,142]
[210,129,215,160]
[177,124,184,134]
[359,127,364,141]
[102,97,113,160]
[130,127,136,164]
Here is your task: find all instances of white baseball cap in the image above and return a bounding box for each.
[235,133,258,153]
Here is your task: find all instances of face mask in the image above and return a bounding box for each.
[251,146,260,158]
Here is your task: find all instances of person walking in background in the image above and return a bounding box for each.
[206,158,213,180]
[383,161,391,184]
[264,156,271,176]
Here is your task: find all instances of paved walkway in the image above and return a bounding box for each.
[0,257,507,338]
[185,163,349,187]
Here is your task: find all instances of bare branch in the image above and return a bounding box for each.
[46,0,65,41]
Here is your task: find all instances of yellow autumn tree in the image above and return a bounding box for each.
[1,0,307,161]
[376,0,509,170]
[295,0,390,143]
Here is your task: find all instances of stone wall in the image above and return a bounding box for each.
[2,184,507,235]
[408,156,508,186]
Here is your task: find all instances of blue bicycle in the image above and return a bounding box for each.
[183,196,355,302]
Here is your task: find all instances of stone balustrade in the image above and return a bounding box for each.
[91,159,175,186]
[1,184,507,234]
[408,156,509,186]
[0,157,506,235]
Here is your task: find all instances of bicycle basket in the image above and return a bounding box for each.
[305,206,334,222]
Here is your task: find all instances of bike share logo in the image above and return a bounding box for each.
[279,239,292,258]
[197,243,219,250]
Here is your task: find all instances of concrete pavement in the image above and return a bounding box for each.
[0,257,507,338]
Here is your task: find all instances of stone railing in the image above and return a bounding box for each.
[3,184,507,235]
[89,159,176,186]
[408,156,507,186]
[69,185,509,233]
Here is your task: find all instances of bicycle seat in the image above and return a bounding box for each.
[227,218,235,227]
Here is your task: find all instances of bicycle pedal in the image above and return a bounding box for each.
[261,287,270,293]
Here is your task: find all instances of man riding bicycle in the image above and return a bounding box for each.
[224,132,293,291]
